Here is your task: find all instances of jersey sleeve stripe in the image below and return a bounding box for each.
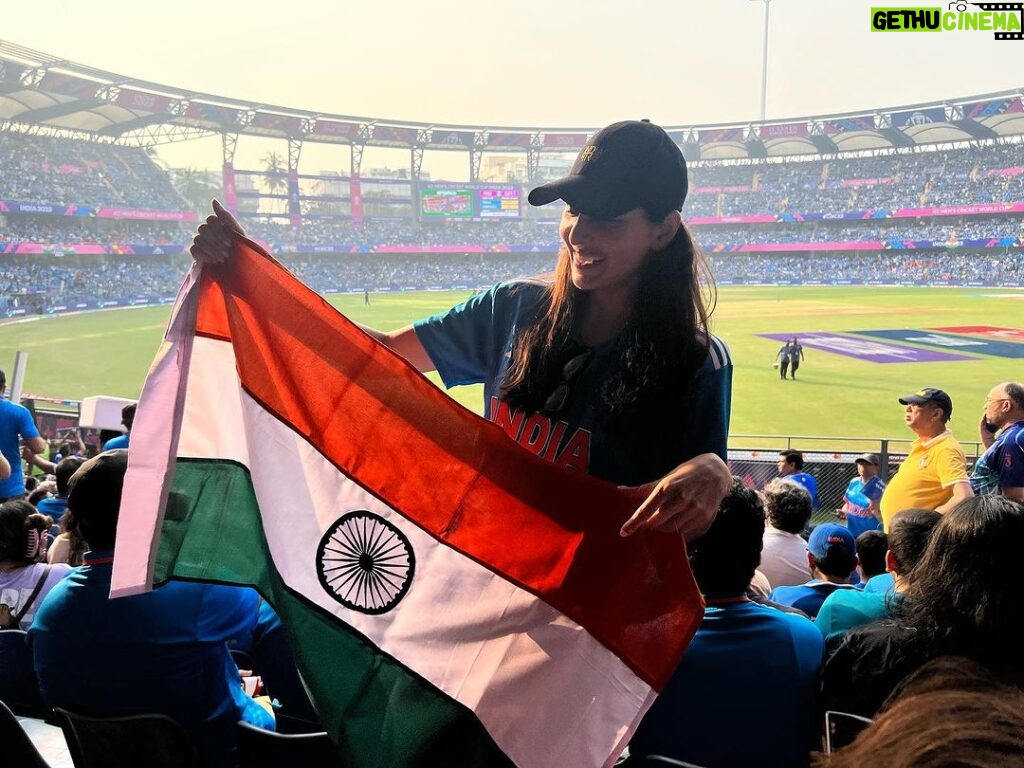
[708,335,732,371]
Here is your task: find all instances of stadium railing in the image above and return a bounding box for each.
[728,434,983,524]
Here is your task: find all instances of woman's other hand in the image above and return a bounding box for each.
[619,453,731,541]
[190,200,246,264]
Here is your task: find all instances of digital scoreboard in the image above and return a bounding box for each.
[419,184,521,219]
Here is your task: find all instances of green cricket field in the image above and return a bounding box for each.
[2,285,1020,444]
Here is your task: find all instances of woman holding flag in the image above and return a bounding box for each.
[191,120,732,542]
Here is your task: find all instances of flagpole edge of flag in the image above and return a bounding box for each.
[111,266,201,596]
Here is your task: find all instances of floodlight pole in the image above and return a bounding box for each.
[751,0,774,122]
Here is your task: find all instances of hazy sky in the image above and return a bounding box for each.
[3,0,1021,176]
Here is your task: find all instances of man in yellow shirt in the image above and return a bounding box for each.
[879,388,973,530]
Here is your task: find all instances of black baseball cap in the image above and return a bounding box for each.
[899,388,953,420]
[527,120,688,219]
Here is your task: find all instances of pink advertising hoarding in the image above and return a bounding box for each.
[758,123,809,140]
[738,242,883,252]
[687,215,776,225]
[97,209,198,222]
[893,202,1024,218]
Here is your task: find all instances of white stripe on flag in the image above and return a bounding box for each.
[177,335,654,767]
[113,266,200,596]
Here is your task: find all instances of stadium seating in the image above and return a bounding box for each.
[0,700,52,768]
[234,720,337,767]
[2,131,1023,313]
[0,133,187,210]
[53,708,200,768]
[0,630,47,717]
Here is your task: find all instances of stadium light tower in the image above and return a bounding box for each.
[750,0,775,122]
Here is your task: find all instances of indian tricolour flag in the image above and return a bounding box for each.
[110,238,704,768]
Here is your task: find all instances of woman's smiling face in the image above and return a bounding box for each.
[558,207,675,297]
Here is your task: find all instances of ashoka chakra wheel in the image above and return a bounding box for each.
[316,510,415,615]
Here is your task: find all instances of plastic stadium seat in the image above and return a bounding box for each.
[0,699,52,767]
[54,708,199,768]
[273,709,326,735]
[0,629,47,717]
[235,719,340,767]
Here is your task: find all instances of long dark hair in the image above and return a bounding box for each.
[500,215,715,419]
[817,657,1024,768]
[900,496,1024,679]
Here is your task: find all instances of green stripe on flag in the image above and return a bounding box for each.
[155,459,514,768]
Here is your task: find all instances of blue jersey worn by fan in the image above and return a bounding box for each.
[971,420,1024,496]
[841,454,887,538]
[415,281,732,486]
[786,472,820,510]
[777,451,819,510]
[769,524,859,618]
[630,480,823,768]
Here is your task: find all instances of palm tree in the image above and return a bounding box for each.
[171,168,224,215]
[262,151,288,195]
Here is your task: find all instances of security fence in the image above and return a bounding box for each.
[727,434,984,525]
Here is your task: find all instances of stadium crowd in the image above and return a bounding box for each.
[3,134,1024,226]
[684,143,1024,216]
[243,217,556,247]
[3,128,1024,768]
[0,133,187,211]
[3,215,1022,256]
[0,217,191,247]
[2,250,1023,312]
[4,380,1024,767]
[3,134,1024,271]
[0,260,183,308]
[236,215,1023,249]
[713,251,1024,284]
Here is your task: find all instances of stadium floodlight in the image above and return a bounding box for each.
[749,0,776,122]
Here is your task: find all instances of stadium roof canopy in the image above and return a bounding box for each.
[2,39,1023,160]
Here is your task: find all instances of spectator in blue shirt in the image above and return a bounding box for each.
[837,453,887,537]
[971,382,1024,501]
[769,524,860,618]
[33,456,84,527]
[778,449,820,510]
[101,403,136,451]
[0,369,47,501]
[816,509,940,639]
[853,530,888,587]
[629,478,823,768]
[29,451,312,767]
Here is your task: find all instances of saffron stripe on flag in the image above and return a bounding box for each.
[167,336,664,766]
[190,241,702,690]
[112,239,707,768]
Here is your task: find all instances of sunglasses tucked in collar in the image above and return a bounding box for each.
[541,348,593,416]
